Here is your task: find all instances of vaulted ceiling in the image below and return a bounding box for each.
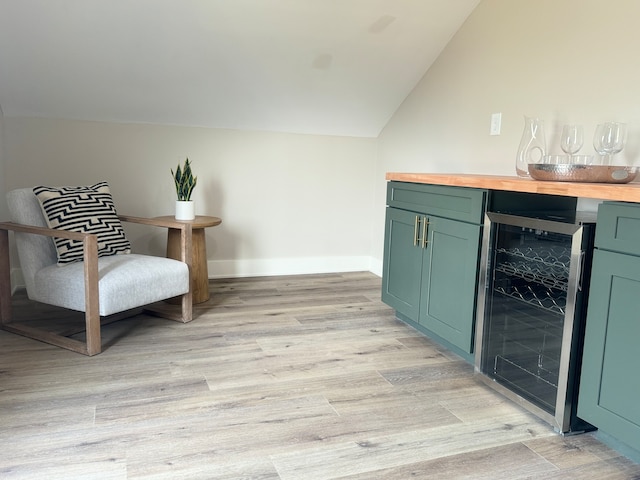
[0,0,480,137]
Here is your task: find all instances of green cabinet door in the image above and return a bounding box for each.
[419,216,482,354]
[381,207,424,321]
[382,207,482,355]
[578,249,640,451]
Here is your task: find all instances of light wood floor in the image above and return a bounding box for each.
[1,272,639,479]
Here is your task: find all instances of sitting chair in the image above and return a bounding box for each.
[0,183,194,356]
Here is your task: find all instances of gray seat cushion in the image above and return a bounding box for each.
[34,254,189,316]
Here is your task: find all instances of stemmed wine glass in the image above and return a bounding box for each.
[593,122,627,165]
[560,125,584,162]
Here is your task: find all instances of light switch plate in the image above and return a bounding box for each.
[490,113,502,135]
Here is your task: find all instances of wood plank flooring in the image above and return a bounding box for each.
[1,272,639,479]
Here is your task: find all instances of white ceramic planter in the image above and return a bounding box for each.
[175,200,195,221]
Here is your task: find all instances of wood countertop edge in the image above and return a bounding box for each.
[386,172,640,203]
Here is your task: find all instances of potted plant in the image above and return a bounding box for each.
[172,157,197,220]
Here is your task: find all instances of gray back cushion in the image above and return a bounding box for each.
[6,188,58,298]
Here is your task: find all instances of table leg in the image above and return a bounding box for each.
[167,227,210,304]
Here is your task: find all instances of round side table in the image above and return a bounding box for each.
[155,215,222,304]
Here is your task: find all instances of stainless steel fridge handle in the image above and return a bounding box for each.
[578,250,586,292]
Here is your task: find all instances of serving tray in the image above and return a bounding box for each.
[528,164,639,183]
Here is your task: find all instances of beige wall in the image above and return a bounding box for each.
[8,0,640,279]
[372,0,640,262]
[3,118,377,277]
[0,104,6,221]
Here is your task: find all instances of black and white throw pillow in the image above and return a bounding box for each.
[33,182,131,265]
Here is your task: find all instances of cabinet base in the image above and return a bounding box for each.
[394,311,474,364]
[593,429,640,464]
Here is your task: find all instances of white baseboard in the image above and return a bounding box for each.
[8,256,382,290]
[369,258,383,278]
[208,256,382,278]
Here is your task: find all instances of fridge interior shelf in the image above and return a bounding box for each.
[495,246,570,291]
[495,284,566,316]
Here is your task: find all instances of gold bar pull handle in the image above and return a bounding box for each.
[422,217,429,249]
[413,215,421,246]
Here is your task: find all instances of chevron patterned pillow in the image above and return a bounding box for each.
[33,182,131,265]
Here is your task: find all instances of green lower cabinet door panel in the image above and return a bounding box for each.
[381,207,424,321]
[579,249,640,451]
[418,216,481,354]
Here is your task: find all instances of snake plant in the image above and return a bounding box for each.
[171,158,197,201]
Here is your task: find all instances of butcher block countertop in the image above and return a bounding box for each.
[386,172,640,203]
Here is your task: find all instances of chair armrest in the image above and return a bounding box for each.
[0,229,11,321]
[118,215,191,230]
[0,222,99,336]
[117,216,193,267]
[0,221,91,241]
[118,215,193,323]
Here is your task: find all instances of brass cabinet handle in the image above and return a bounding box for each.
[422,217,429,248]
[413,215,421,246]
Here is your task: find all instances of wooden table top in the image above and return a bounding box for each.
[154,215,222,228]
[386,172,640,203]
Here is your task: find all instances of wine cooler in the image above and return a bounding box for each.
[475,211,595,434]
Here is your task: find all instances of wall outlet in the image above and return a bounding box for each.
[490,112,502,135]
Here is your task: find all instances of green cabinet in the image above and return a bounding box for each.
[382,182,486,359]
[578,202,640,455]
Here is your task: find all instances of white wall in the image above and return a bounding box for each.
[4,118,378,277]
[372,0,640,263]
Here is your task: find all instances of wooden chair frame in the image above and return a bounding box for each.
[0,215,193,356]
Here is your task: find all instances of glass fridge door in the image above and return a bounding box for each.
[480,222,572,414]
[475,211,595,433]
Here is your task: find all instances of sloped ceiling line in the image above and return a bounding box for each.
[0,0,480,137]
